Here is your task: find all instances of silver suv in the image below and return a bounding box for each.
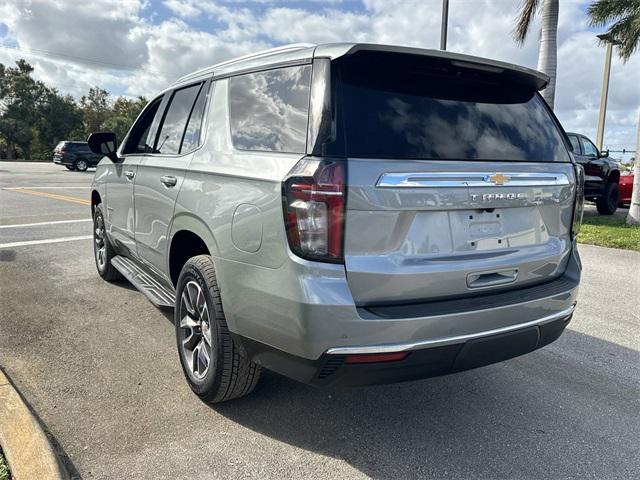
[89,43,583,402]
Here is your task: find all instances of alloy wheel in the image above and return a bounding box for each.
[94,214,107,271]
[179,281,212,381]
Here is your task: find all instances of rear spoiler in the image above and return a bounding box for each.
[315,43,550,91]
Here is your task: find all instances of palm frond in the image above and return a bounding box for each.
[588,0,640,62]
[513,0,541,44]
[588,0,639,26]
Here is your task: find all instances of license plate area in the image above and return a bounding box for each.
[465,209,505,248]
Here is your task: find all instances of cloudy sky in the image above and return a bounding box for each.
[1,0,638,158]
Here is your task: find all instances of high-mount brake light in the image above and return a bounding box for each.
[282,157,346,263]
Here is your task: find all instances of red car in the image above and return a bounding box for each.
[619,171,634,206]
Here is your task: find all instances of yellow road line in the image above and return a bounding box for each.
[3,187,90,206]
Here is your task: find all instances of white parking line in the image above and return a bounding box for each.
[0,235,92,249]
[0,219,92,229]
[4,186,91,190]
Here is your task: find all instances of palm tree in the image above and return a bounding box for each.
[588,0,640,225]
[513,0,559,110]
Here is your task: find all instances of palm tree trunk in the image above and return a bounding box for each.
[626,112,640,225]
[537,0,559,110]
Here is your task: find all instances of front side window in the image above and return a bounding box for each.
[123,97,163,154]
[580,137,598,157]
[155,83,202,155]
[229,65,311,153]
[335,52,571,162]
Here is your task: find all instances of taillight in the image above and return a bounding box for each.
[282,157,346,263]
[572,164,585,237]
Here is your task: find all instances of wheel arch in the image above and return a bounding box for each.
[607,168,620,185]
[91,190,101,215]
[168,213,220,287]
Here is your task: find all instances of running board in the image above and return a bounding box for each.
[111,255,176,308]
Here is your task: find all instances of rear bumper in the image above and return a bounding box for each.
[53,157,72,166]
[218,242,581,385]
[235,307,574,386]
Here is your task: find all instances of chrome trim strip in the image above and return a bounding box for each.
[376,172,570,188]
[325,304,576,355]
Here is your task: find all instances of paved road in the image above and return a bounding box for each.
[1,162,639,479]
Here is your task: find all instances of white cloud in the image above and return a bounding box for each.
[163,0,200,18]
[0,0,637,155]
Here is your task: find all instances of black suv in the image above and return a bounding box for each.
[567,132,620,215]
[53,141,103,171]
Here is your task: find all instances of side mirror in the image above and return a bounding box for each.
[599,149,609,158]
[87,132,119,162]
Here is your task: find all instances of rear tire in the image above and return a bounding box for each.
[175,255,261,403]
[93,204,122,281]
[596,182,619,215]
[75,159,88,172]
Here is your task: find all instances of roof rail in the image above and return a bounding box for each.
[173,43,316,85]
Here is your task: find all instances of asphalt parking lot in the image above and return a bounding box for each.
[1,161,639,479]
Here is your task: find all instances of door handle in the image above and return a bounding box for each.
[124,170,135,180]
[467,269,518,289]
[160,175,177,187]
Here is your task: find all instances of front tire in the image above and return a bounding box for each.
[596,182,619,215]
[175,255,261,403]
[93,204,122,281]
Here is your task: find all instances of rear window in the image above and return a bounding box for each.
[335,53,570,162]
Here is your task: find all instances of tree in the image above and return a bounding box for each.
[513,0,559,110]
[36,90,83,148]
[79,87,110,134]
[588,0,640,225]
[103,115,134,143]
[0,59,49,159]
[106,96,147,141]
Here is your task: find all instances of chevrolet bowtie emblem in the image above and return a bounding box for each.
[487,173,510,185]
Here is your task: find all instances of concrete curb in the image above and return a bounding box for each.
[0,368,68,480]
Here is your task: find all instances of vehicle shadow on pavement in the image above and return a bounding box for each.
[212,329,639,479]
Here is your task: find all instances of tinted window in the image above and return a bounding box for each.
[123,97,163,154]
[336,53,570,162]
[568,135,581,153]
[71,144,91,152]
[229,65,311,153]
[155,83,202,155]
[181,82,209,153]
[580,137,598,157]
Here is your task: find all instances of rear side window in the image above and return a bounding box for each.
[335,52,570,162]
[229,65,311,153]
[568,135,581,153]
[155,83,202,155]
